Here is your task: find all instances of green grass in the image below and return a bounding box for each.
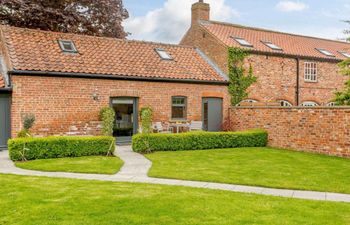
[0,174,349,225]
[145,147,350,194]
[15,156,123,175]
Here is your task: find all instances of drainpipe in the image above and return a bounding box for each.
[295,58,300,106]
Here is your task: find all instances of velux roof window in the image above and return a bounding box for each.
[155,48,173,60]
[339,51,350,58]
[232,37,253,47]
[262,41,282,51]
[58,40,78,53]
[316,48,334,57]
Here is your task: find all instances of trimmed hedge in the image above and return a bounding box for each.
[8,136,115,161]
[132,129,268,153]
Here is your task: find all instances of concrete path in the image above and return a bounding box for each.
[1,146,350,203]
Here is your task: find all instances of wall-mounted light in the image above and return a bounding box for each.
[92,88,100,101]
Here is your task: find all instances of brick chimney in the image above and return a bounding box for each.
[191,0,210,25]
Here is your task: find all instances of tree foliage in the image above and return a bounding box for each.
[227,47,257,106]
[140,107,153,134]
[0,0,129,38]
[334,21,350,105]
[99,107,115,136]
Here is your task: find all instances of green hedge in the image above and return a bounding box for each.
[8,136,115,161]
[132,130,268,153]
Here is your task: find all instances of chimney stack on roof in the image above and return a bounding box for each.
[191,0,210,25]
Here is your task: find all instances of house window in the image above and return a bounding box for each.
[155,48,173,60]
[171,96,187,120]
[304,62,317,82]
[327,102,337,107]
[316,49,335,57]
[231,37,253,47]
[262,41,283,51]
[301,101,319,107]
[58,40,77,53]
[279,100,292,107]
[339,51,350,58]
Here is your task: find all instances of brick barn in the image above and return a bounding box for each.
[0,26,229,148]
[181,1,350,107]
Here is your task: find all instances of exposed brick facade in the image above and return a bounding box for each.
[11,76,229,137]
[229,107,350,157]
[181,5,348,106]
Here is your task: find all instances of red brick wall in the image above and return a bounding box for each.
[229,107,350,157]
[11,76,229,137]
[181,23,348,106]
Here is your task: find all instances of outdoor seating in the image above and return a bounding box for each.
[189,121,203,131]
[153,122,172,133]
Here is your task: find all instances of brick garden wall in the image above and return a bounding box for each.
[229,107,350,157]
[11,76,229,137]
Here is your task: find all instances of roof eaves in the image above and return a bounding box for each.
[9,70,229,85]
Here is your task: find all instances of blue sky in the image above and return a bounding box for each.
[123,0,350,44]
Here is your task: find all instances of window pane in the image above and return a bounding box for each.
[171,97,186,119]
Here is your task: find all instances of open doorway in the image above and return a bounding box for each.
[202,98,223,132]
[111,97,138,144]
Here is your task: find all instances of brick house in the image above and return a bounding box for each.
[0,26,229,148]
[181,0,350,107]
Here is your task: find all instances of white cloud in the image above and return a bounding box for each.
[275,1,308,12]
[123,0,239,43]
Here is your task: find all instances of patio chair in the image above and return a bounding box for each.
[189,121,203,131]
[153,122,172,133]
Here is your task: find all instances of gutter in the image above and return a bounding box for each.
[9,70,229,86]
[0,87,12,93]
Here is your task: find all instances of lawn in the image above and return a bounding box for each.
[0,174,349,225]
[145,147,350,194]
[15,156,123,175]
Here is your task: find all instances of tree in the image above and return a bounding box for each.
[0,0,129,39]
[228,47,257,106]
[334,21,350,105]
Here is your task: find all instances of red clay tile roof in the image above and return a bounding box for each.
[0,74,4,88]
[200,20,350,61]
[0,26,227,82]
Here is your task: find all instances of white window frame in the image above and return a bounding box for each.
[339,51,350,58]
[326,102,337,107]
[304,62,317,82]
[232,37,253,47]
[301,101,319,107]
[155,48,173,60]
[279,100,292,107]
[262,41,283,51]
[58,40,78,53]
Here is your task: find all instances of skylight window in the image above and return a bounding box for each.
[316,48,335,57]
[155,48,173,60]
[262,41,282,51]
[339,51,350,58]
[58,40,77,53]
[232,37,253,47]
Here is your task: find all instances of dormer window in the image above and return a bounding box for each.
[339,51,350,58]
[316,48,334,57]
[232,37,253,47]
[58,40,77,53]
[155,48,173,60]
[262,41,282,51]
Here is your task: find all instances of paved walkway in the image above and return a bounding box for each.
[1,146,350,203]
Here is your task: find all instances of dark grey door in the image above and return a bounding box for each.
[202,98,223,132]
[0,94,10,149]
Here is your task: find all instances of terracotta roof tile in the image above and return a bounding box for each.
[200,21,350,60]
[0,26,226,82]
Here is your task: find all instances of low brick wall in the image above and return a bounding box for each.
[228,107,350,157]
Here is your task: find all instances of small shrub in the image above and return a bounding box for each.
[23,114,35,130]
[99,107,115,136]
[132,129,268,153]
[17,130,31,138]
[8,136,116,161]
[140,107,153,134]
